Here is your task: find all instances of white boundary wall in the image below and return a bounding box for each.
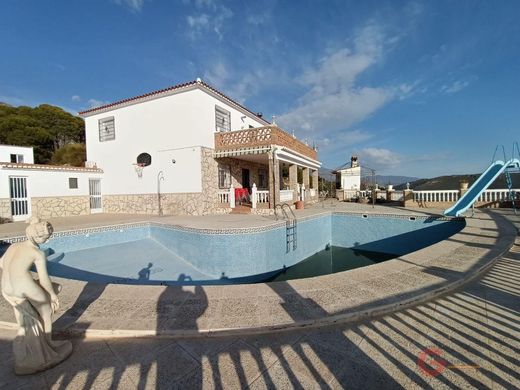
[0,168,102,199]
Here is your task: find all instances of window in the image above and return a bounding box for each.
[69,178,78,189]
[218,164,231,189]
[99,117,115,142]
[258,168,268,189]
[10,154,24,163]
[215,106,231,132]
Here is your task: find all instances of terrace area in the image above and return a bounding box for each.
[0,203,518,388]
[214,126,321,209]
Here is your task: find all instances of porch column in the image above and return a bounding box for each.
[289,164,298,201]
[302,167,310,189]
[312,169,319,189]
[268,150,280,208]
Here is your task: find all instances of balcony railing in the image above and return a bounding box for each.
[215,126,317,160]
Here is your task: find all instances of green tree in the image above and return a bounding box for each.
[51,143,86,167]
[0,103,85,164]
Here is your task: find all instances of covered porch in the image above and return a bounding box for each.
[214,126,321,211]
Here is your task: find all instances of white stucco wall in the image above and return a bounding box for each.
[0,168,102,198]
[0,145,34,164]
[339,166,361,190]
[83,85,266,195]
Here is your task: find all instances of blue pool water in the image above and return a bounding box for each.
[16,213,464,285]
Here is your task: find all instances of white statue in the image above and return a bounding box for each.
[0,217,72,375]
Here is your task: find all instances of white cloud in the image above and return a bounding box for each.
[203,61,274,104]
[186,4,233,40]
[358,147,402,170]
[71,95,81,102]
[187,14,209,29]
[278,23,396,137]
[113,0,145,12]
[440,79,471,94]
[87,99,110,109]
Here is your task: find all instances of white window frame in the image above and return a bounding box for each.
[10,154,24,163]
[99,116,115,142]
[215,106,231,132]
[258,168,268,189]
[218,164,231,189]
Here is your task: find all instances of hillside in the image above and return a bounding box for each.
[319,168,419,187]
[395,173,520,190]
[373,175,419,186]
[0,103,85,164]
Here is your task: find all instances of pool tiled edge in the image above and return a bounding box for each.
[0,209,514,339]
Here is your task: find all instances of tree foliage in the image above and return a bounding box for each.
[0,103,85,164]
[51,143,87,167]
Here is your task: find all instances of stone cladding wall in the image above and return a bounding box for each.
[0,198,11,221]
[103,148,224,216]
[31,196,90,218]
[217,158,269,190]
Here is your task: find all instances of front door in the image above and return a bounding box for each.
[89,179,102,213]
[9,176,31,221]
[242,169,250,192]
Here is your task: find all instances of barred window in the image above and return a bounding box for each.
[215,106,231,132]
[69,178,78,189]
[218,164,231,189]
[99,117,115,142]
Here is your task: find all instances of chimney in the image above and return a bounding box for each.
[351,155,359,168]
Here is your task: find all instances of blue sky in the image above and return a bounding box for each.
[2,0,520,178]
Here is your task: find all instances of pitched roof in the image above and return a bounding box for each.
[78,79,270,124]
[0,162,103,173]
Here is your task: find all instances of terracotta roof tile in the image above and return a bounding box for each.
[78,80,270,125]
[0,162,103,173]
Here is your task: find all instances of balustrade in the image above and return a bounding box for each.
[214,126,317,160]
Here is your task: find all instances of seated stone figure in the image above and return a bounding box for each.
[0,217,72,375]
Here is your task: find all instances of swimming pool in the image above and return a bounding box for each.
[10,212,465,285]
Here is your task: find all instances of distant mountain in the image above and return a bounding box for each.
[395,173,520,190]
[373,175,420,187]
[319,167,336,179]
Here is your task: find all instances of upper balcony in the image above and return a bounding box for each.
[214,126,318,160]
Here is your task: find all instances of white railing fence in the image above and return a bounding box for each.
[412,189,519,204]
[477,189,519,203]
[218,191,229,204]
[251,184,269,209]
[413,190,460,203]
[280,190,293,202]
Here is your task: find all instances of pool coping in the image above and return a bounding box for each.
[0,208,517,339]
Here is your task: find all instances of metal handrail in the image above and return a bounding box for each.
[274,203,296,221]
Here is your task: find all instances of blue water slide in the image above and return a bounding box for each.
[444,158,520,217]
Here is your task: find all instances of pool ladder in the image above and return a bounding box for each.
[275,203,297,252]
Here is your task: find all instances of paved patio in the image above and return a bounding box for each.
[0,206,518,389]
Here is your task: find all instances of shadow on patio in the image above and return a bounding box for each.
[1,218,518,389]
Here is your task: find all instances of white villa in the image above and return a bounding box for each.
[335,156,361,191]
[0,79,321,220]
